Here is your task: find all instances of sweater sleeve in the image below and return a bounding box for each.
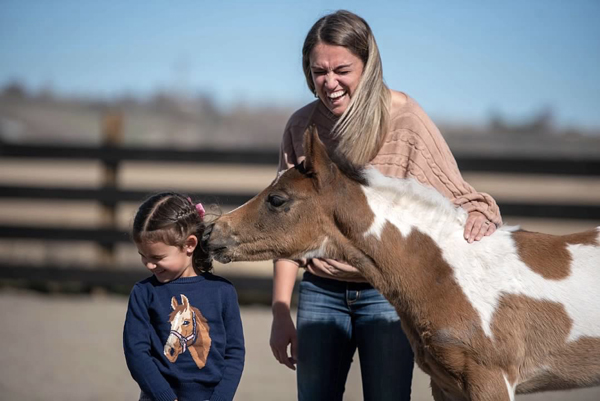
[210,285,245,401]
[123,285,177,401]
[373,113,502,227]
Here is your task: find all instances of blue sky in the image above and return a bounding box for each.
[1,0,599,129]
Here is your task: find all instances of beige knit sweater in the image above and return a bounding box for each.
[278,91,502,226]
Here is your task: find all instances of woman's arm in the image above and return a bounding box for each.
[373,110,502,243]
[270,259,299,370]
[271,120,301,370]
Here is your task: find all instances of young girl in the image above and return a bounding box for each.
[123,192,245,401]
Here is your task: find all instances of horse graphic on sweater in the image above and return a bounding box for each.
[164,294,211,370]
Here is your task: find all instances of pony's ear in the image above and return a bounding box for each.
[181,294,190,309]
[171,296,178,310]
[303,125,335,188]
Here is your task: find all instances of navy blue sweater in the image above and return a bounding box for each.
[123,274,245,401]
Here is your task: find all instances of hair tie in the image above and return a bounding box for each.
[187,197,205,220]
[195,203,205,220]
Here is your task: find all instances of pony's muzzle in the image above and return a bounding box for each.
[204,219,239,263]
[164,341,179,362]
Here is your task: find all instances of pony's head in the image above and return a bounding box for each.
[164,294,197,362]
[205,125,374,265]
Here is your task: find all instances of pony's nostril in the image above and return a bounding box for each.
[169,347,175,357]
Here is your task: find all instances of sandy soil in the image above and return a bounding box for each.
[1,290,599,401]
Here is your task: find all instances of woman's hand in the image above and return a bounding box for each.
[306,259,367,282]
[270,304,297,370]
[464,211,496,243]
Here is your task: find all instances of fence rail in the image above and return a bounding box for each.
[0,185,251,206]
[0,142,279,165]
[1,139,599,295]
[0,185,598,221]
[2,141,600,175]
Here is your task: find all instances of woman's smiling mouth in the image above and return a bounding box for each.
[328,90,346,101]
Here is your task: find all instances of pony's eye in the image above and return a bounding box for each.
[267,194,287,208]
[183,321,190,326]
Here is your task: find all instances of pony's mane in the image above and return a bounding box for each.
[322,148,475,227]
[362,167,468,224]
[296,145,368,185]
[329,149,369,185]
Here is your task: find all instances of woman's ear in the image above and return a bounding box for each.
[185,235,198,254]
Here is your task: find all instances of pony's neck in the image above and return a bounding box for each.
[341,171,468,318]
[361,171,466,243]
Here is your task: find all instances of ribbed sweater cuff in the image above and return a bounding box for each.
[153,388,177,401]
[210,394,230,401]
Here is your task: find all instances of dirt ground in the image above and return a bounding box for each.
[1,289,599,401]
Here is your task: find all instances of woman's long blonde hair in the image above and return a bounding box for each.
[302,10,390,166]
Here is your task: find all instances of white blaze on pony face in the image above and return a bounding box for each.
[165,308,189,360]
[164,296,195,362]
[360,168,600,342]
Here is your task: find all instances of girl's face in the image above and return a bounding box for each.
[136,236,197,283]
[310,42,364,116]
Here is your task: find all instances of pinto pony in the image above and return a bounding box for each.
[164,294,211,370]
[206,126,600,400]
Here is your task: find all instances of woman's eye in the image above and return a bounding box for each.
[267,194,287,208]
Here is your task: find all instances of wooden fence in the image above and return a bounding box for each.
[1,131,599,301]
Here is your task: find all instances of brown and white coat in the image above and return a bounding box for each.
[206,128,600,400]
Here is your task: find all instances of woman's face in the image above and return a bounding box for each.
[310,43,364,116]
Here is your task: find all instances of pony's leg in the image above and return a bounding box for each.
[465,368,514,401]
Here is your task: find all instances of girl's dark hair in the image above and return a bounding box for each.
[132,192,212,273]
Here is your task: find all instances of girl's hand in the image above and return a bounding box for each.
[270,306,297,370]
[464,211,496,243]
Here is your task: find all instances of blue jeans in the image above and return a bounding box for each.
[297,272,414,401]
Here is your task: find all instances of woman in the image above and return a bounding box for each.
[270,10,502,401]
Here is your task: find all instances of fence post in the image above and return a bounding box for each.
[99,111,123,267]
